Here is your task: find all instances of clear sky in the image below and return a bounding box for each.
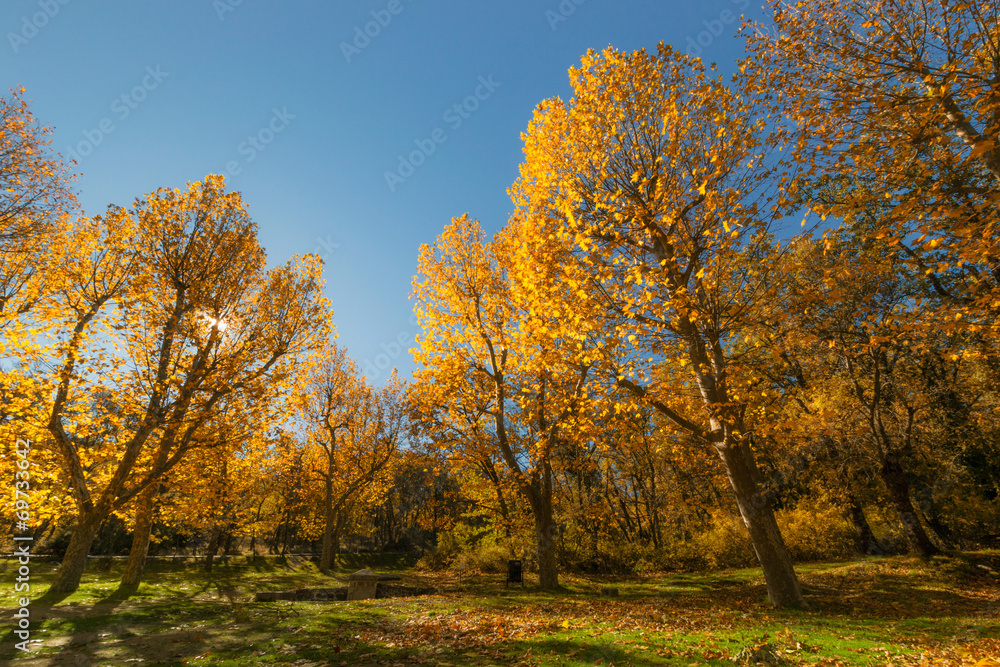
[4,0,765,386]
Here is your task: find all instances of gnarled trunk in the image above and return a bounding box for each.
[879,453,939,558]
[49,511,103,594]
[717,439,806,609]
[120,485,157,590]
[846,495,879,554]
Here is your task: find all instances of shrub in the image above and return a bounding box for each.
[415,521,497,571]
[688,512,756,570]
[452,542,510,573]
[776,499,859,562]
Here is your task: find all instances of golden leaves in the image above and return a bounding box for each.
[747,0,1000,333]
[3,173,333,540]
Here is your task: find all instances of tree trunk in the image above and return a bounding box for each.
[32,518,52,543]
[531,497,559,589]
[269,519,283,554]
[120,485,157,590]
[319,467,335,573]
[49,511,103,594]
[525,464,559,589]
[845,496,879,554]
[331,508,348,565]
[280,519,289,556]
[204,526,223,572]
[717,440,807,609]
[618,374,804,607]
[495,485,512,538]
[879,453,939,558]
[222,528,234,555]
[915,488,955,548]
[648,463,661,548]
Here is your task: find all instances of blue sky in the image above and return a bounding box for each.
[4,0,764,385]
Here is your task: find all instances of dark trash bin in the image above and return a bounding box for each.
[506,559,523,587]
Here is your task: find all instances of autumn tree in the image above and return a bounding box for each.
[747,0,1000,341]
[240,429,307,558]
[369,450,465,551]
[0,89,77,511]
[122,394,276,577]
[743,4,1000,539]
[299,347,404,573]
[513,44,808,607]
[0,87,76,328]
[407,374,519,539]
[773,224,950,556]
[21,176,330,594]
[772,209,1000,555]
[411,214,597,588]
[258,432,314,556]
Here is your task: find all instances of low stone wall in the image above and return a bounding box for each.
[256,587,347,601]
[255,583,435,602]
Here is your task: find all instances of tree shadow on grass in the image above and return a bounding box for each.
[0,593,129,664]
[39,602,390,667]
[34,587,75,607]
[798,565,996,618]
[500,635,705,667]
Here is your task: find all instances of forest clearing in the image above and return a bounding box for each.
[1,552,997,666]
[3,0,1000,664]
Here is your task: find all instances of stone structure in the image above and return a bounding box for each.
[254,569,434,603]
[347,568,381,601]
[256,587,346,602]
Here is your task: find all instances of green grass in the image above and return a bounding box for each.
[1,552,997,666]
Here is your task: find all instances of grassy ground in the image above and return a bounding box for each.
[1,551,997,666]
